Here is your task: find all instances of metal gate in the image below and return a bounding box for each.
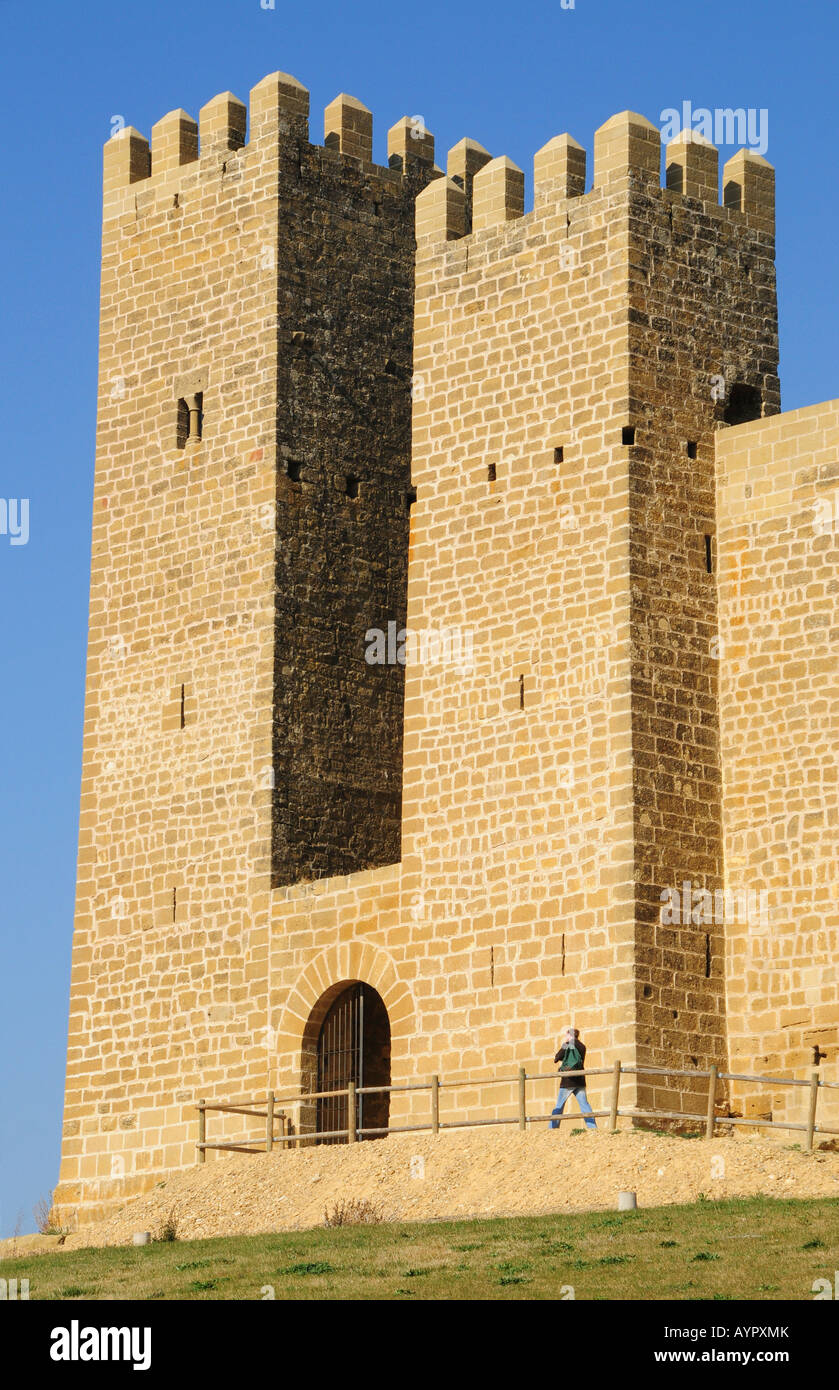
[316,983,389,1143]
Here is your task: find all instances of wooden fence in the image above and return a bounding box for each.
[196,1061,839,1162]
[197,1097,288,1157]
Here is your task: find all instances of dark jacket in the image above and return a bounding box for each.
[554,1041,586,1091]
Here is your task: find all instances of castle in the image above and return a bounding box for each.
[54,68,839,1226]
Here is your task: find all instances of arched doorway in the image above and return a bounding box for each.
[316,983,391,1143]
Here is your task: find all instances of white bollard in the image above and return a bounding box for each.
[132,1231,152,1246]
[618,1191,637,1211]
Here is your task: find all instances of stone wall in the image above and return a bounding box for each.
[56,82,284,1224]
[392,127,640,1112]
[621,123,779,1112]
[271,99,434,885]
[717,401,839,1130]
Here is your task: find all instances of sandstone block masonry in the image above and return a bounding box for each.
[54,70,836,1227]
[717,402,839,1130]
[406,113,778,1120]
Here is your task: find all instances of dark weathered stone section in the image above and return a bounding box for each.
[625,182,780,1114]
[271,140,433,886]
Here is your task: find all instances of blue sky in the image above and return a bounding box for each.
[1,0,837,1235]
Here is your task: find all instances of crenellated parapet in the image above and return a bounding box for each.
[415,176,467,242]
[533,133,586,206]
[198,92,247,159]
[594,110,660,185]
[324,92,373,161]
[472,155,525,231]
[722,149,775,235]
[248,70,309,144]
[388,116,436,174]
[665,127,718,202]
[415,108,775,246]
[102,70,435,219]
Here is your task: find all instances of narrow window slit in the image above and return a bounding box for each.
[519,674,525,709]
[687,440,698,459]
[705,933,711,978]
[705,535,713,573]
[180,684,185,729]
[554,446,564,464]
[176,398,189,451]
[622,426,636,446]
[487,463,496,483]
[172,887,177,923]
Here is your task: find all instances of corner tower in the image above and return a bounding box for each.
[407,113,778,1112]
[55,73,434,1225]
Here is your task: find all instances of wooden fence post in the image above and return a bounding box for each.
[347,1081,356,1143]
[705,1065,717,1140]
[610,1060,621,1132]
[431,1075,439,1135]
[197,1099,206,1163]
[266,1090,275,1154]
[518,1068,527,1131]
[806,1070,820,1152]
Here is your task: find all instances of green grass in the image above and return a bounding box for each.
[3,1197,838,1301]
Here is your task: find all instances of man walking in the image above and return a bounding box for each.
[549,1026,597,1130]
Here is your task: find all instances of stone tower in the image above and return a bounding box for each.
[405,115,778,1118]
[55,73,434,1223]
[56,77,790,1227]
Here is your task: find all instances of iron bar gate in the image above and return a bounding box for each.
[317,983,365,1143]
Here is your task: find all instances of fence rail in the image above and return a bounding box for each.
[196,1061,839,1161]
[197,1094,287,1158]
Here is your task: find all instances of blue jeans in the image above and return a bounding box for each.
[550,1086,596,1130]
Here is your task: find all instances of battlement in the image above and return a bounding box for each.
[102,70,437,218]
[415,110,774,247]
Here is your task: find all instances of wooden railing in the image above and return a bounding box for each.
[196,1096,287,1160]
[195,1062,839,1161]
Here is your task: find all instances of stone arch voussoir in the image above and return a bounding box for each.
[275,942,415,1068]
